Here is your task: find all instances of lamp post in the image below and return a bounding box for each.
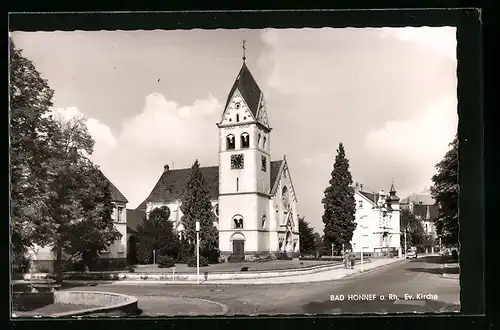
[196,220,200,284]
[404,228,407,259]
[360,226,364,272]
[331,243,334,257]
[153,249,156,265]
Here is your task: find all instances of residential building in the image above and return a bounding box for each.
[350,183,402,257]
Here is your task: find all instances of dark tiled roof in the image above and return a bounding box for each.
[413,204,439,220]
[108,181,128,203]
[429,205,439,219]
[97,170,128,203]
[359,191,379,204]
[136,160,284,210]
[224,63,263,118]
[127,209,145,231]
[270,160,283,193]
[136,166,219,211]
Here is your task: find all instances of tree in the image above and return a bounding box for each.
[400,209,426,251]
[180,160,219,262]
[135,206,180,264]
[321,143,357,255]
[431,135,459,246]
[9,38,55,267]
[62,168,121,269]
[10,39,122,280]
[42,116,121,281]
[298,216,316,256]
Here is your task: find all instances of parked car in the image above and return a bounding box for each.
[406,248,418,259]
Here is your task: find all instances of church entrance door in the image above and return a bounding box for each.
[232,240,245,262]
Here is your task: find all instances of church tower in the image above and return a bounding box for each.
[387,182,401,257]
[217,42,272,261]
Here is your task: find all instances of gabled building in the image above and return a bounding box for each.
[350,183,402,257]
[134,57,300,261]
[401,189,439,237]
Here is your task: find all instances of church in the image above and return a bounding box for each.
[134,54,300,261]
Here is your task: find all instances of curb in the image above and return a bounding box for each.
[341,258,407,280]
[441,263,460,280]
[177,297,230,316]
[12,291,139,318]
[23,261,356,282]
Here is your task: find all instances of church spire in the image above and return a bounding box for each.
[388,180,400,202]
[242,40,247,63]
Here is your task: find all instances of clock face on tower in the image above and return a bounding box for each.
[231,154,244,169]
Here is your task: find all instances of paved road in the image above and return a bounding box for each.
[62,256,459,315]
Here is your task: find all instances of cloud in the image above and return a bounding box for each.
[362,97,458,196]
[379,27,457,60]
[53,93,222,208]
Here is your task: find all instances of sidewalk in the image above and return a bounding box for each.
[62,257,405,285]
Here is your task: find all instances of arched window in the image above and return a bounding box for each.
[226,134,235,150]
[261,215,267,228]
[281,186,289,209]
[232,215,244,229]
[241,132,250,148]
[263,136,267,149]
[257,134,261,148]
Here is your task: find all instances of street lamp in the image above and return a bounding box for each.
[404,227,408,258]
[360,226,364,272]
[153,249,156,265]
[196,220,200,284]
[331,243,334,257]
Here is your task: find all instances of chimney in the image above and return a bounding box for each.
[360,184,363,191]
[164,164,170,172]
[355,182,359,190]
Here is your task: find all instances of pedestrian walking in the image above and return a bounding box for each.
[349,251,355,269]
[343,250,349,269]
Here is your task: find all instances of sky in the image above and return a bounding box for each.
[11,27,458,232]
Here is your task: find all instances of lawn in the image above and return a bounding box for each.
[132,259,340,274]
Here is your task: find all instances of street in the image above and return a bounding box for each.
[62,256,460,315]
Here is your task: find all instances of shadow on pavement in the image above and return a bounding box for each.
[406,267,443,275]
[414,256,457,264]
[301,298,456,314]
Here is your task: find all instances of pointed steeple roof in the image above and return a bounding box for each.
[224,62,263,118]
[388,181,400,202]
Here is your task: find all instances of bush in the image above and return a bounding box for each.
[12,257,30,274]
[157,255,176,268]
[176,240,193,263]
[187,255,209,267]
[276,252,292,260]
[72,260,88,272]
[253,254,276,262]
[451,250,458,260]
[136,246,153,264]
[202,248,220,264]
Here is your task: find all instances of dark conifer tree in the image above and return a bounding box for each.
[321,143,357,255]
